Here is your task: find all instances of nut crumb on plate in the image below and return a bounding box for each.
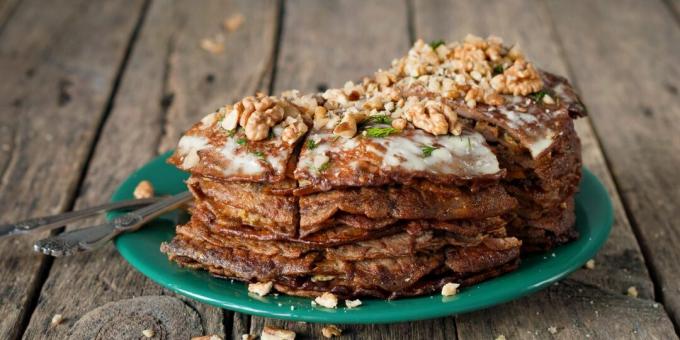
[133,180,154,199]
[248,281,273,296]
[314,292,338,308]
[345,299,362,308]
[441,282,461,296]
[262,326,296,340]
[321,325,342,338]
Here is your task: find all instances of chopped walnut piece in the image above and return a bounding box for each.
[627,286,639,298]
[584,259,596,269]
[200,36,224,54]
[321,325,342,338]
[391,118,407,130]
[548,326,558,335]
[142,329,155,338]
[281,115,308,144]
[345,299,362,308]
[133,180,154,199]
[314,292,338,308]
[311,275,335,282]
[248,281,273,296]
[401,97,449,135]
[191,335,223,340]
[441,282,461,296]
[51,314,64,326]
[223,13,244,32]
[503,58,543,96]
[333,110,367,138]
[261,326,296,340]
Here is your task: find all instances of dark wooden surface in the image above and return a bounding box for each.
[0,0,678,339]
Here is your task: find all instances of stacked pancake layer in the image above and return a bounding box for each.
[161,35,586,299]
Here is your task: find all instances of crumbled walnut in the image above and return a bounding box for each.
[51,314,64,326]
[142,329,155,338]
[133,180,154,199]
[503,58,543,96]
[223,13,244,32]
[441,282,461,296]
[220,105,239,131]
[391,118,407,131]
[627,286,638,298]
[191,336,222,340]
[281,115,308,144]
[200,36,224,54]
[345,299,362,308]
[314,292,338,308]
[333,110,367,138]
[261,326,296,340]
[401,97,450,135]
[321,325,342,338]
[248,281,273,296]
[585,259,596,269]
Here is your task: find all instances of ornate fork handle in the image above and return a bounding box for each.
[34,191,191,257]
[0,197,164,238]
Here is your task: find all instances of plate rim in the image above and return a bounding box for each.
[112,151,613,324]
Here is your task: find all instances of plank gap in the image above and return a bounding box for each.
[265,0,285,95]
[8,1,153,337]
[0,0,23,38]
[660,0,680,26]
[405,0,416,44]
[155,32,177,153]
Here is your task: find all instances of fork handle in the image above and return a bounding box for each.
[34,191,191,256]
[0,197,164,238]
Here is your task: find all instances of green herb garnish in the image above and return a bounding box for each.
[429,40,445,49]
[317,161,330,172]
[421,145,438,158]
[226,129,236,137]
[252,151,265,159]
[492,64,504,76]
[236,138,247,145]
[365,127,397,138]
[530,90,548,102]
[306,139,318,150]
[364,114,392,125]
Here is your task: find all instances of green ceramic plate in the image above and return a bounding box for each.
[112,151,612,324]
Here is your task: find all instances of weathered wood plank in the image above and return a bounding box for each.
[411,0,675,337]
[0,0,147,339]
[545,0,680,327]
[0,0,21,34]
[20,0,279,339]
[246,0,449,339]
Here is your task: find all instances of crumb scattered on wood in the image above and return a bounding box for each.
[133,180,154,199]
[627,286,639,298]
[262,326,296,340]
[495,335,506,340]
[584,259,595,269]
[191,335,223,340]
[441,282,461,296]
[345,299,362,308]
[142,329,155,338]
[248,281,273,296]
[201,35,225,54]
[241,334,256,340]
[51,314,64,326]
[314,292,338,308]
[321,325,342,338]
[223,13,245,32]
[548,326,558,334]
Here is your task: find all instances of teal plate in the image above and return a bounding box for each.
[112,151,613,324]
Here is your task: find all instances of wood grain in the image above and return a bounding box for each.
[545,0,680,327]
[411,0,675,337]
[0,0,147,339]
[20,0,279,339]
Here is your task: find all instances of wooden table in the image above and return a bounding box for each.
[0,0,678,339]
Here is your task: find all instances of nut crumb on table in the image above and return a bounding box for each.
[345,299,362,308]
[584,259,595,269]
[441,282,461,296]
[191,335,222,340]
[223,14,244,32]
[321,325,342,338]
[262,326,296,340]
[50,314,64,326]
[142,329,155,338]
[627,286,638,298]
[548,326,558,334]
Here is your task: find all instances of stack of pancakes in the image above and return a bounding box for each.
[161,36,586,299]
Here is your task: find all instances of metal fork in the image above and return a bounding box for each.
[34,191,191,257]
